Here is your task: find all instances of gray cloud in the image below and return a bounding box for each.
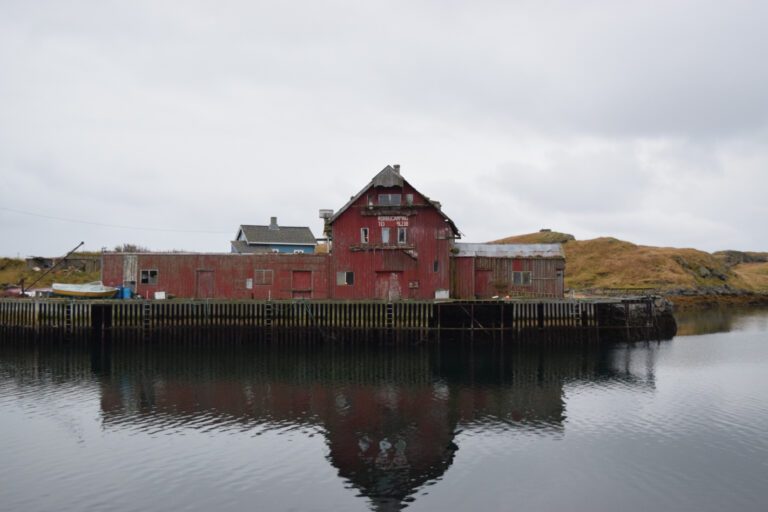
[1,0,767,256]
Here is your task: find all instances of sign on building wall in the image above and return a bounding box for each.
[377,216,409,227]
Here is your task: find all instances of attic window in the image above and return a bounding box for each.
[140,269,158,285]
[378,194,401,206]
[361,227,369,244]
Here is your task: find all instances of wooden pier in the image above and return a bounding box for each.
[0,297,676,342]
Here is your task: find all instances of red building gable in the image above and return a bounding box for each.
[326,165,460,300]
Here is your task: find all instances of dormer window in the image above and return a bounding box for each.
[378,194,401,206]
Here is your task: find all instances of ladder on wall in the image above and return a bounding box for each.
[385,303,395,329]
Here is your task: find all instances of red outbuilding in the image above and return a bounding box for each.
[102,253,330,300]
[450,244,565,299]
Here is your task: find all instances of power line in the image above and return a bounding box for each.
[0,207,231,234]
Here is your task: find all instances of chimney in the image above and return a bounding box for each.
[269,216,279,230]
[393,164,401,175]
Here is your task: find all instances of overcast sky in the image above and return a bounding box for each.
[2,0,767,257]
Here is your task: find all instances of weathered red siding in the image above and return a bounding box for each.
[330,183,454,300]
[102,253,331,299]
[451,256,565,299]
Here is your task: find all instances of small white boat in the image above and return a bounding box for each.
[52,281,118,298]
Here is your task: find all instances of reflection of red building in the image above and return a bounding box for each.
[101,165,565,300]
[98,344,571,510]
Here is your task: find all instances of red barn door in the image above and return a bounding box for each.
[196,270,215,298]
[292,271,312,299]
[474,269,492,298]
[375,272,403,301]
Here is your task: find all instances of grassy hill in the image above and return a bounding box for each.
[490,232,768,295]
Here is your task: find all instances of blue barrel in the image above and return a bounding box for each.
[122,287,133,299]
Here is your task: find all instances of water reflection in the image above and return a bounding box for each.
[0,336,662,511]
[674,307,768,336]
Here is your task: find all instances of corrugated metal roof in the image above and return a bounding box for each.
[237,225,316,245]
[453,243,565,258]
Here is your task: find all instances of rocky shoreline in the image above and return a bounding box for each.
[665,293,768,310]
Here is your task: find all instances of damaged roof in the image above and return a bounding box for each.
[453,243,565,258]
[327,165,460,236]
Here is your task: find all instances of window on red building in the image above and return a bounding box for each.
[337,271,354,286]
[397,227,407,245]
[140,270,158,284]
[361,227,369,244]
[378,194,401,206]
[513,271,532,286]
[381,227,390,244]
[254,269,274,285]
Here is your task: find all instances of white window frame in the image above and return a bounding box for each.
[336,271,354,286]
[360,227,369,244]
[381,227,390,244]
[397,227,407,245]
[140,269,158,285]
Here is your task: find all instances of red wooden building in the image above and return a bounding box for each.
[451,244,565,299]
[324,164,460,300]
[101,164,565,300]
[102,253,331,300]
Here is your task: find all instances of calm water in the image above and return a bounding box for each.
[1,311,768,512]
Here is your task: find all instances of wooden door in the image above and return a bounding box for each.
[195,270,215,298]
[292,271,312,299]
[474,269,492,299]
[376,272,402,301]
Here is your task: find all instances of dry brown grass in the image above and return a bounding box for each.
[489,232,760,293]
[0,257,100,289]
[563,238,748,290]
[732,262,768,292]
[491,231,575,244]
